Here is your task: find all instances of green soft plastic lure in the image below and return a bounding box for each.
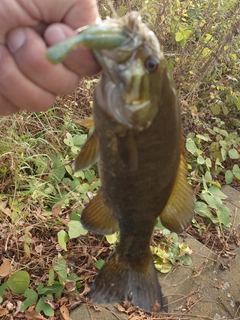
[46,24,129,64]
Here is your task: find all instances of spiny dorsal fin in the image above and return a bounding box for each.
[72,130,99,172]
[160,154,194,233]
[81,188,119,235]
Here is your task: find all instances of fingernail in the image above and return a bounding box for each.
[7,28,26,52]
[45,26,67,43]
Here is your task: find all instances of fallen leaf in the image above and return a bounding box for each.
[114,303,125,312]
[0,260,11,277]
[34,243,43,254]
[25,310,47,320]
[52,205,62,217]
[60,305,72,320]
[65,280,76,292]
[0,306,8,317]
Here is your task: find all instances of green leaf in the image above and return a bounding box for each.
[37,283,63,295]
[68,273,80,282]
[204,170,212,182]
[105,232,119,244]
[76,183,91,194]
[217,206,230,227]
[154,259,172,273]
[208,186,228,199]
[225,170,233,184]
[95,259,105,270]
[201,47,211,58]
[7,271,30,294]
[201,193,222,209]
[73,170,85,179]
[20,289,38,311]
[175,31,183,42]
[177,254,192,266]
[194,201,212,218]
[63,132,73,147]
[205,158,212,168]
[221,105,229,115]
[197,155,205,164]
[52,254,67,283]
[196,134,211,142]
[221,148,227,161]
[36,297,54,317]
[204,33,212,42]
[228,148,239,159]
[57,230,69,251]
[233,164,240,179]
[72,134,88,146]
[48,269,55,286]
[210,105,221,115]
[84,170,95,183]
[0,282,8,296]
[186,138,198,155]
[184,29,192,38]
[68,220,88,239]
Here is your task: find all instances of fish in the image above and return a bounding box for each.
[46,11,194,313]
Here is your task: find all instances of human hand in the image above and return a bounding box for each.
[0,0,99,115]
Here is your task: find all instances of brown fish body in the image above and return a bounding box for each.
[71,12,194,312]
[94,64,181,258]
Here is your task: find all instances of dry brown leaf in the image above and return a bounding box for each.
[0,260,11,277]
[0,306,8,317]
[59,305,72,320]
[52,205,62,217]
[114,303,125,312]
[25,310,47,320]
[65,280,76,292]
[34,243,43,254]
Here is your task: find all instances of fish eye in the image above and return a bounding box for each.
[145,57,158,73]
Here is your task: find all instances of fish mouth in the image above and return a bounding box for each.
[124,99,156,130]
[125,100,150,111]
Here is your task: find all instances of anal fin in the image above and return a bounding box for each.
[160,154,194,233]
[72,130,99,172]
[81,188,118,235]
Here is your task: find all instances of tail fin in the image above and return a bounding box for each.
[90,250,163,313]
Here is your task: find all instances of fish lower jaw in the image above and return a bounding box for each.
[125,100,150,111]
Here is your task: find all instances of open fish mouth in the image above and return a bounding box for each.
[125,100,150,111]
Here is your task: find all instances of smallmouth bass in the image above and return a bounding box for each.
[47,11,194,313]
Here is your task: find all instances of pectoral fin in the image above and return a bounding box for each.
[72,130,99,172]
[81,188,118,235]
[160,154,194,233]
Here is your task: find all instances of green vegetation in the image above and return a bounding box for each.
[0,0,239,318]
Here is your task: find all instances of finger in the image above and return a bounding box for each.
[44,23,100,76]
[0,45,55,112]
[7,27,79,95]
[0,94,19,116]
[0,0,99,42]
